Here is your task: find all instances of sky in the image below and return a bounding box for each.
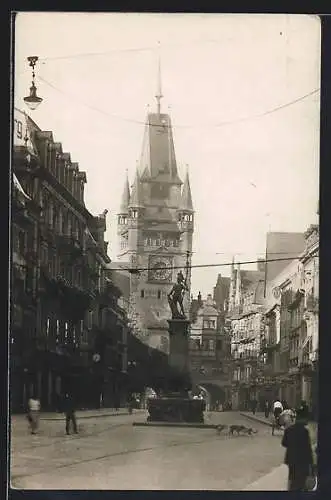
[14,13,321,298]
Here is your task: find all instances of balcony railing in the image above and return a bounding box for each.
[189,349,216,358]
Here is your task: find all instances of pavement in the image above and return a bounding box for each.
[12,407,143,421]
[10,410,288,490]
[240,411,318,491]
[240,411,317,448]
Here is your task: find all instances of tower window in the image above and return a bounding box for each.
[157,290,161,299]
[141,289,145,298]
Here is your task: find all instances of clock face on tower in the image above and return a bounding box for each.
[148,256,173,282]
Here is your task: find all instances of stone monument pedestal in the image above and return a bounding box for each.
[147,319,205,424]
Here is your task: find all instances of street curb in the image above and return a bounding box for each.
[41,410,145,421]
[240,412,272,427]
[133,422,217,429]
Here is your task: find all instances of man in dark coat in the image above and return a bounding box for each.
[63,393,78,435]
[281,407,313,491]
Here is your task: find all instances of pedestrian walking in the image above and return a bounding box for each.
[264,400,270,419]
[281,407,314,491]
[63,393,78,435]
[27,393,40,435]
[272,399,283,422]
[251,399,257,415]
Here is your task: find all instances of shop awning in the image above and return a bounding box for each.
[13,173,31,200]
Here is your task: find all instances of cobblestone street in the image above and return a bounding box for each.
[11,411,286,490]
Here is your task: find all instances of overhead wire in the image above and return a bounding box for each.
[37,39,222,62]
[36,75,320,130]
[109,255,317,273]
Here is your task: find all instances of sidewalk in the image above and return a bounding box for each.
[240,411,317,441]
[240,411,273,427]
[12,408,145,421]
[241,411,318,464]
[244,464,288,491]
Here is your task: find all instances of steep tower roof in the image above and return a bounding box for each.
[137,54,182,184]
[119,171,130,213]
[138,113,182,184]
[181,168,194,211]
[129,170,144,208]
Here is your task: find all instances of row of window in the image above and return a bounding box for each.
[189,339,223,351]
[203,320,216,329]
[42,195,82,241]
[140,289,164,299]
[42,309,117,346]
[44,317,83,345]
[144,238,179,248]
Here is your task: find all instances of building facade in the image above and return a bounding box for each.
[116,90,194,352]
[189,293,232,407]
[299,223,319,417]
[261,225,318,414]
[11,108,128,412]
[228,261,266,410]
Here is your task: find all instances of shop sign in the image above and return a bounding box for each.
[13,108,36,154]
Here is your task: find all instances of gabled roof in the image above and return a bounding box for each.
[266,232,305,282]
[201,304,218,317]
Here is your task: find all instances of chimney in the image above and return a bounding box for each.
[257,258,266,273]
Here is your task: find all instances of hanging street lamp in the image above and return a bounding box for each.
[23,56,43,111]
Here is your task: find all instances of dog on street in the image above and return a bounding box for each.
[228,424,258,436]
[216,424,228,435]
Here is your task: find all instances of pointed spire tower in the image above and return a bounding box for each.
[120,169,130,213]
[117,170,131,258]
[178,164,194,233]
[129,169,144,209]
[137,45,182,184]
[234,262,242,311]
[181,164,194,212]
[228,256,236,313]
[155,44,163,116]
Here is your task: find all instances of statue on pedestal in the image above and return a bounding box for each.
[167,271,188,319]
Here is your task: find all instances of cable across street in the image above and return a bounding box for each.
[112,255,316,274]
